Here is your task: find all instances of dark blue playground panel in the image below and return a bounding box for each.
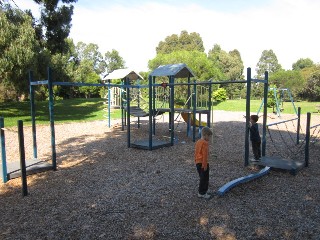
[130,139,172,150]
[0,159,53,181]
[217,166,271,196]
[258,156,305,175]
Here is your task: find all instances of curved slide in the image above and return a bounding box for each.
[181,112,207,127]
[217,166,271,196]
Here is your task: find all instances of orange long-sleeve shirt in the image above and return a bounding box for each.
[194,138,209,169]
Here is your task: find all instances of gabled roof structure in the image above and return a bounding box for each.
[150,63,195,78]
[103,69,143,81]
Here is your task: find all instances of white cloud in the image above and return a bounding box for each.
[20,0,320,75]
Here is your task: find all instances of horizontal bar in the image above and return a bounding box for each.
[267,117,299,127]
[310,123,320,129]
[30,80,49,85]
[251,79,268,83]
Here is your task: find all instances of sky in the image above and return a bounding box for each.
[17,0,320,75]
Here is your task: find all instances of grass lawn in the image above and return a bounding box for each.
[1,98,319,127]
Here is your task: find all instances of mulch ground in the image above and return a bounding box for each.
[0,111,319,240]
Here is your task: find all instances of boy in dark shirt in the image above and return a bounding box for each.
[249,115,261,162]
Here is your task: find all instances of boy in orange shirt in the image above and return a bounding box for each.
[194,126,213,199]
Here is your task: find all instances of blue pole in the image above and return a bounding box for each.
[152,76,156,135]
[186,76,191,137]
[108,82,111,128]
[0,117,8,183]
[208,80,212,128]
[244,68,251,166]
[126,77,131,148]
[148,75,153,150]
[262,71,268,157]
[18,120,28,196]
[47,67,57,171]
[29,70,37,159]
[193,80,197,142]
[305,112,311,167]
[170,76,175,146]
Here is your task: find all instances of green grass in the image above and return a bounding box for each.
[213,99,320,115]
[0,98,121,127]
[1,98,319,127]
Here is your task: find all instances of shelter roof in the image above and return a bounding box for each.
[150,63,195,78]
[103,69,143,81]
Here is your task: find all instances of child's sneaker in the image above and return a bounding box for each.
[198,193,211,199]
[250,158,260,162]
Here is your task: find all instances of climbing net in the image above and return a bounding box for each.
[265,115,320,161]
[266,117,306,161]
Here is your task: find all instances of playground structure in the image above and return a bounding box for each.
[1,64,319,201]
[257,87,298,117]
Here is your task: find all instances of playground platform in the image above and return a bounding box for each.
[1,159,53,181]
[255,156,305,175]
[130,139,172,150]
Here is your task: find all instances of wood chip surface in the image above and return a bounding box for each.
[1,111,319,239]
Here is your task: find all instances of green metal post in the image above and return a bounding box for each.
[0,117,7,183]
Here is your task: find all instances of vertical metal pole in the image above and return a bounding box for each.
[18,120,28,196]
[126,78,131,148]
[193,80,197,142]
[29,70,37,159]
[296,107,301,144]
[262,71,268,157]
[47,67,57,171]
[305,112,311,167]
[187,76,191,136]
[148,75,153,150]
[244,68,251,166]
[170,76,175,146]
[152,76,156,135]
[0,117,7,183]
[108,82,111,128]
[137,81,141,128]
[121,81,124,131]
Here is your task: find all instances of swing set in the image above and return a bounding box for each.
[257,87,298,117]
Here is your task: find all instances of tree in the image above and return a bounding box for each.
[269,70,304,97]
[208,44,244,99]
[33,0,77,54]
[156,30,205,54]
[292,58,314,71]
[104,49,126,74]
[148,50,223,81]
[75,42,106,75]
[256,49,282,78]
[0,5,40,101]
[299,65,320,101]
[148,50,223,104]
